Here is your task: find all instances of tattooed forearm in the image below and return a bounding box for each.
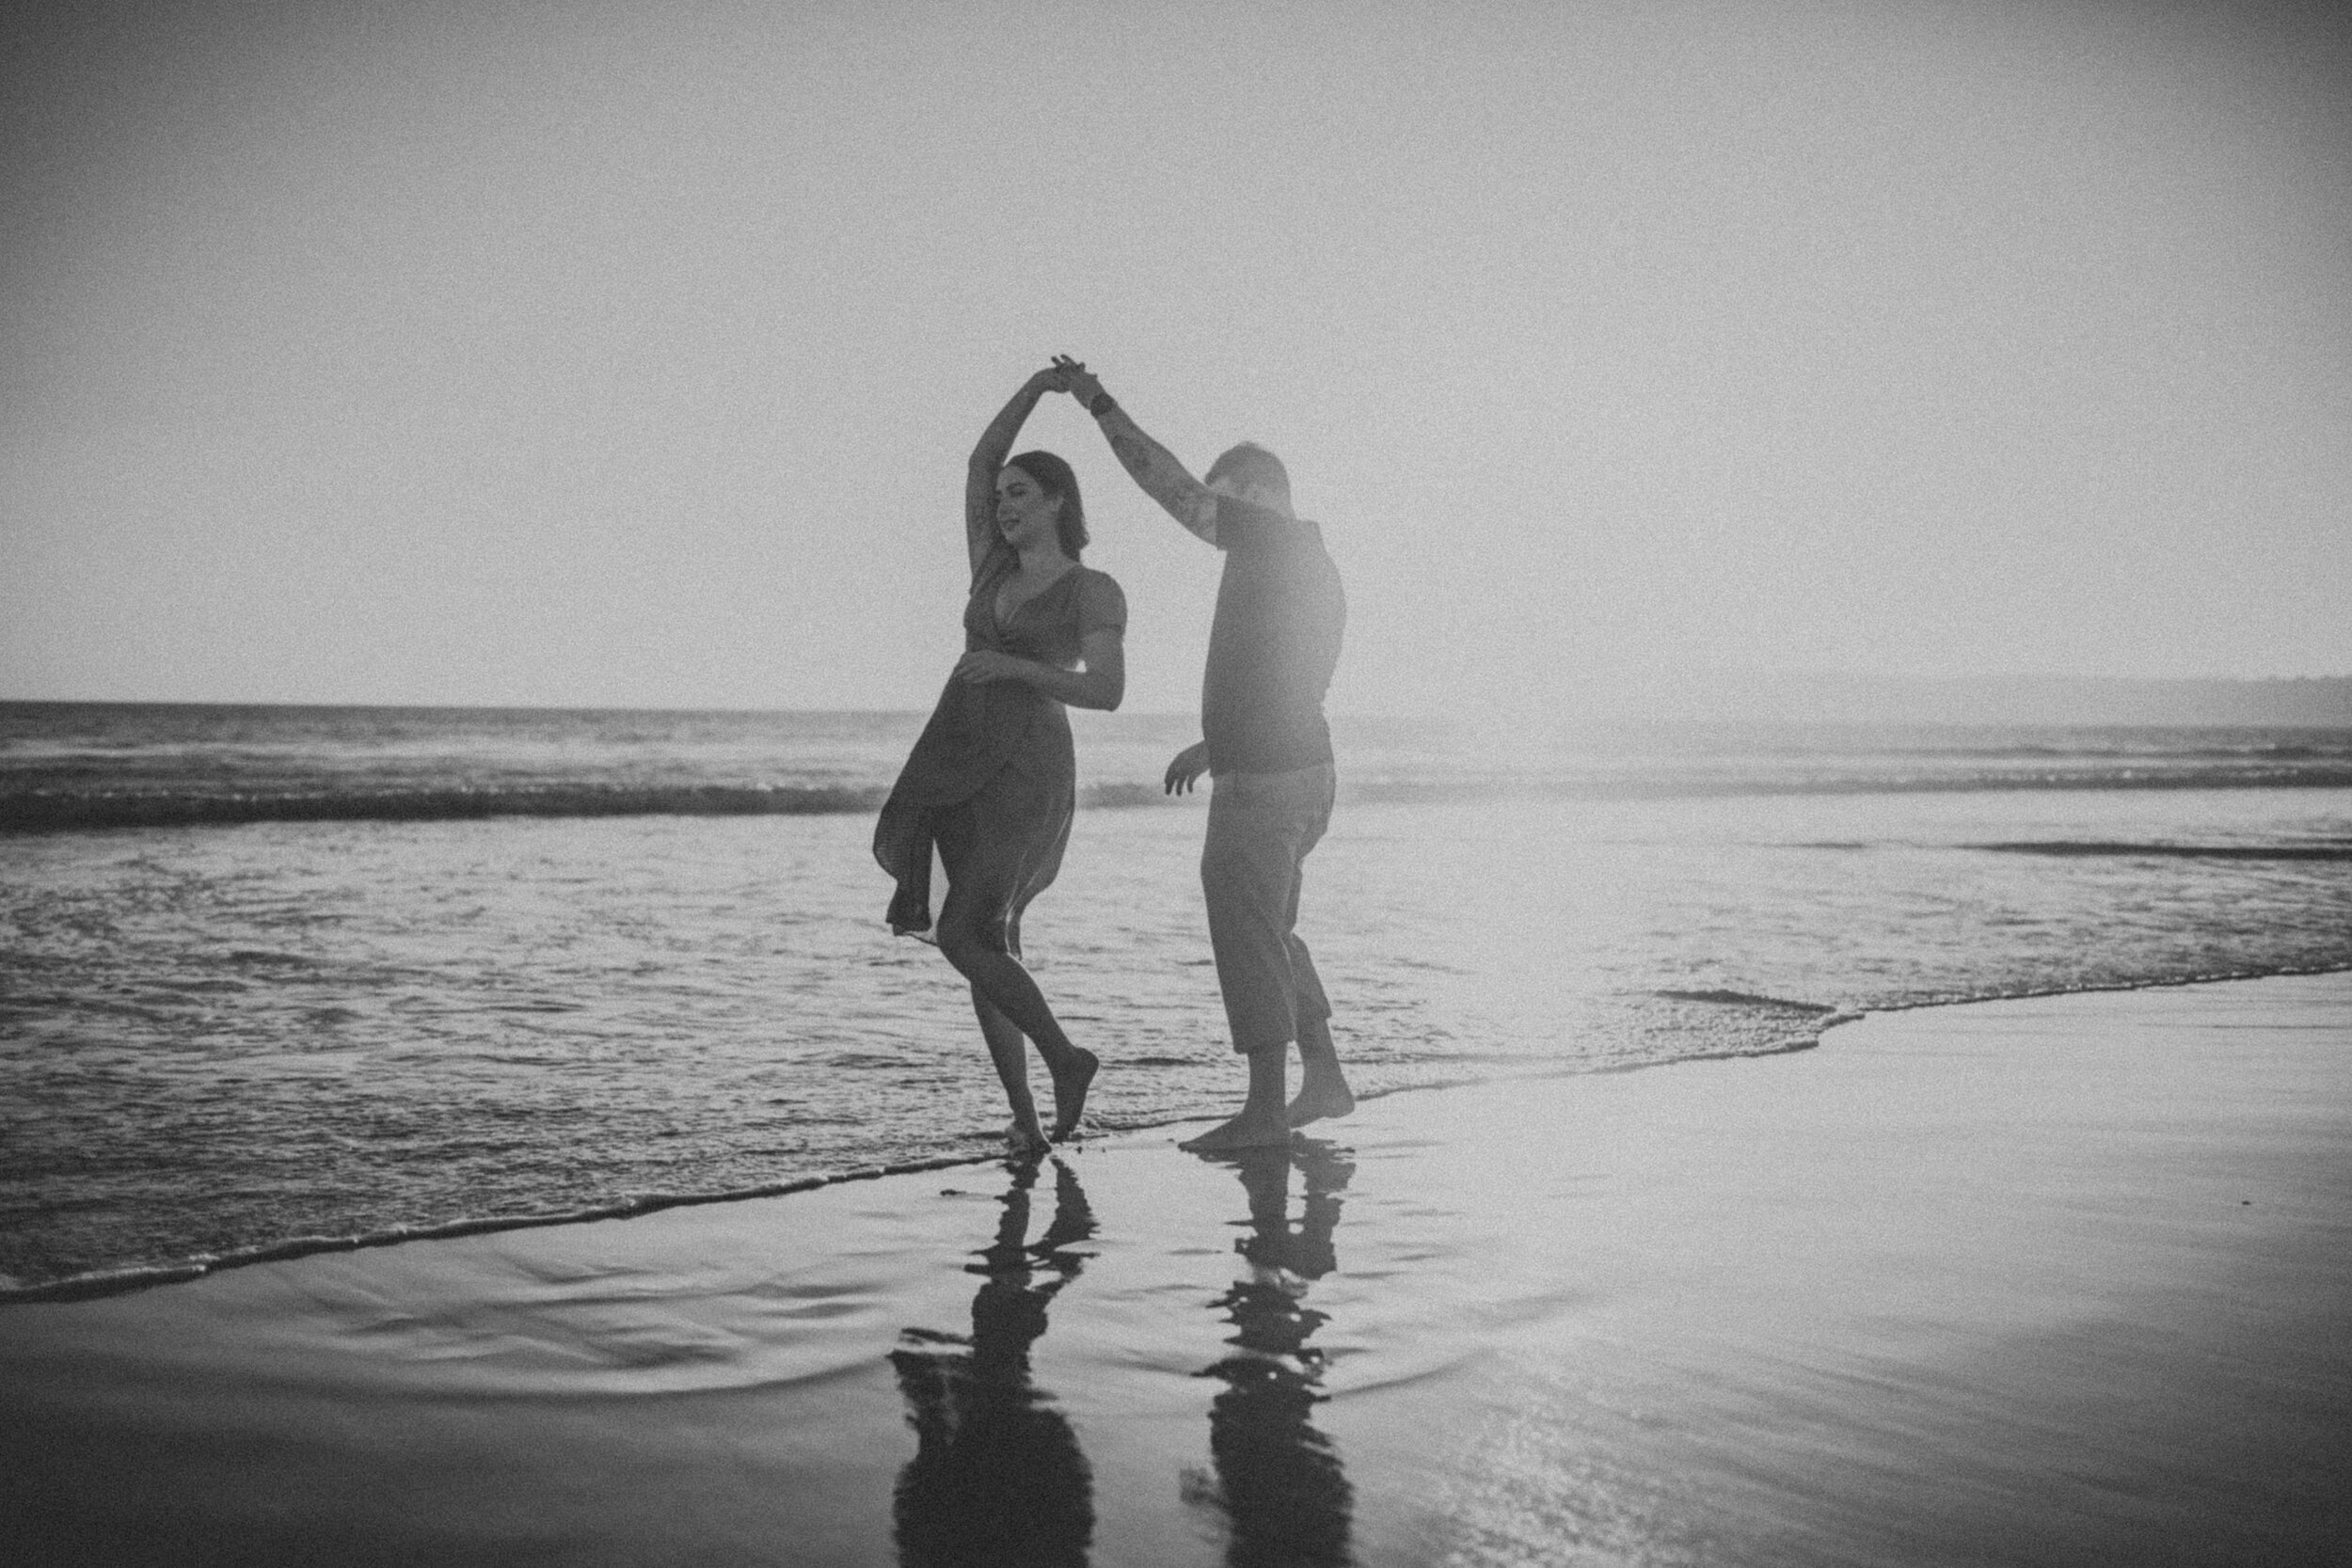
[1099,409,1216,543]
[1106,426,1165,485]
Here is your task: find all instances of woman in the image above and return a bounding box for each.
[874,365,1126,1153]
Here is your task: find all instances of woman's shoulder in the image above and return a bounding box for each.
[1072,563,1126,626]
[1073,563,1126,604]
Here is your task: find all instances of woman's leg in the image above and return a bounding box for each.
[933,800,1098,1138]
[972,988,1049,1149]
[937,894,1097,1137]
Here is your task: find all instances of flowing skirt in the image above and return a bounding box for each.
[874,682,1074,946]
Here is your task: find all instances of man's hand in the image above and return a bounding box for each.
[1052,355,1105,407]
[1164,740,1210,795]
[955,650,1028,686]
[1055,357,1217,544]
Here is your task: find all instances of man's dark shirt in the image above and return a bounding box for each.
[1202,496,1345,774]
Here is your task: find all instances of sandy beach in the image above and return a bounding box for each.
[3,971,2347,1566]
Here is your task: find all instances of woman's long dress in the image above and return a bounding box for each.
[874,545,1126,954]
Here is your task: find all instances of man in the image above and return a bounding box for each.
[1054,356,1353,1151]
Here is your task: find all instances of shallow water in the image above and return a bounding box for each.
[5,978,2344,1564]
[3,707,2349,1292]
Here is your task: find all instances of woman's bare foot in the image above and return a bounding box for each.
[1049,1048,1098,1141]
[1178,1109,1295,1152]
[1286,1071,1356,1128]
[1006,1119,1050,1158]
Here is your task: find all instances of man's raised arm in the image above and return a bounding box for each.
[1053,356,1219,546]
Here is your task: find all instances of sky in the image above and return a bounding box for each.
[4,0,2348,720]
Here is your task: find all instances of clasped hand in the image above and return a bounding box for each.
[955,649,1028,686]
[1049,355,1105,407]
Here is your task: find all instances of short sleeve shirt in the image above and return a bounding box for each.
[1202,497,1345,774]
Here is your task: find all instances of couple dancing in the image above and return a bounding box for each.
[873,357,1352,1156]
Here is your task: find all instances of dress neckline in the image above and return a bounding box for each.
[993,560,1079,629]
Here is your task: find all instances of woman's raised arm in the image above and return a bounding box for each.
[965,367,1068,576]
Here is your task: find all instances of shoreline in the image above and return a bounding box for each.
[8,958,2349,1308]
[4,970,2347,1565]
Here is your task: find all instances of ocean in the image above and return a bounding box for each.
[4,701,2348,1298]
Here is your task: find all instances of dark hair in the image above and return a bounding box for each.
[1006,451,1088,558]
[1204,441,1289,500]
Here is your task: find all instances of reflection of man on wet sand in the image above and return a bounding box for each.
[1189,1142,1357,1567]
[889,1158,1096,1568]
[1055,356,1356,1151]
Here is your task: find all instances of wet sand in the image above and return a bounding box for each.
[3,973,2347,1566]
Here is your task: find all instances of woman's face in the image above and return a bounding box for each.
[994,466,1062,551]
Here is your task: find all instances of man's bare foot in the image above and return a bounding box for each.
[1286,1073,1356,1129]
[1178,1110,1295,1153]
[1049,1048,1098,1141]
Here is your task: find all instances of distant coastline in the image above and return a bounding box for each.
[4,673,2349,730]
[1544,672,2352,729]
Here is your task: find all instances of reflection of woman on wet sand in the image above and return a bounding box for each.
[889,1157,1097,1568]
[874,365,1126,1154]
[1191,1143,1356,1568]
